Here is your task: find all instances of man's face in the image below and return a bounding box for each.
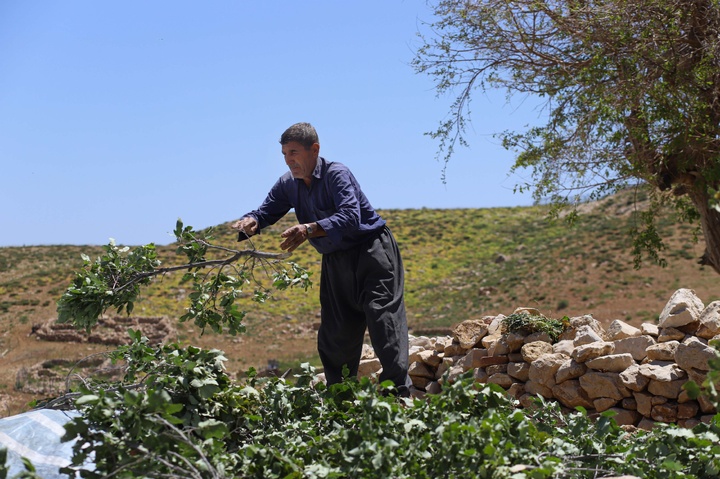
[282,141,319,183]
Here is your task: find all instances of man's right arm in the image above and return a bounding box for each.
[232,176,293,235]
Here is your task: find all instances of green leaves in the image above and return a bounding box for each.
[56,333,720,478]
[56,239,160,332]
[56,220,311,336]
[502,312,568,343]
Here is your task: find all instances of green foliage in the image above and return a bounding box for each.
[502,312,568,343]
[55,333,720,478]
[55,221,312,335]
[56,239,159,332]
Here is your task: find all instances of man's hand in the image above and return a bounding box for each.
[280,224,309,253]
[231,217,259,236]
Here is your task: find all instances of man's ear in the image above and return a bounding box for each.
[311,143,320,156]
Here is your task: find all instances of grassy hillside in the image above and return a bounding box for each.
[0,192,718,417]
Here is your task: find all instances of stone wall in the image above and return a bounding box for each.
[359,288,720,429]
[33,315,176,345]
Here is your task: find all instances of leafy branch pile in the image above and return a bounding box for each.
[502,312,568,343]
[38,332,717,478]
[55,221,311,335]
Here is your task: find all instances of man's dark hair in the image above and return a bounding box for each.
[280,122,319,149]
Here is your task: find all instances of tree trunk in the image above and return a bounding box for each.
[689,187,720,275]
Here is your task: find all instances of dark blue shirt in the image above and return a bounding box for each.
[244,157,386,254]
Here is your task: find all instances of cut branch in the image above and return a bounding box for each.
[113,249,291,295]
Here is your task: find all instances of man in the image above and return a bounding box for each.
[232,122,412,397]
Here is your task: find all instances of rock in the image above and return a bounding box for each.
[488,373,514,388]
[408,361,434,379]
[574,325,604,346]
[585,353,635,372]
[697,301,720,339]
[555,359,587,384]
[658,288,704,329]
[528,353,567,390]
[524,331,553,344]
[651,402,678,423]
[507,362,531,382]
[613,336,656,361]
[646,341,679,361]
[640,323,659,337]
[425,381,442,395]
[442,365,465,385]
[648,379,687,399]
[361,343,376,359]
[493,332,525,355]
[443,341,466,356]
[418,349,444,368]
[580,372,629,400]
[638,362,687,382]
[675,338,718,372]
[622,397,637,410]
[359,358,382,378]
[633,391,653,417]
[411,375,433,389]
[486,364,508,376]
[478,355,509,369]
[409,336,433,349]
[518,393,537,408]
[521,341,554,363]
[637,417,657,430]
[619,364,650,392]
[433,336,453,352]
[453,319,490,349]
[560,315,605,342]
[658,327,686,342]
[481,334,502,350]
[435,357,453,380]
[552,340,575,356]
[677,401,699,419]
[608,408,642,427]
[606,320,642,340]
[572,341,615,363]
[507,352,524,362]
[507,383,525,399]
[524,380,553,399]
[552,380,594,409]
[487,315,505,336]
[473,368,489,383]
[512,307,542,317]
[460,348,489,371]
[594,397,619,412]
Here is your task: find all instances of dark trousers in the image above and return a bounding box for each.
[318,226,412,395]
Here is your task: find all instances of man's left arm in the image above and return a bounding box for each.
[280,221,325,252]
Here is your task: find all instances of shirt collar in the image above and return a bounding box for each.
[312,156,324,180]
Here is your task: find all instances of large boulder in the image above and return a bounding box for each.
[658,288,704,329]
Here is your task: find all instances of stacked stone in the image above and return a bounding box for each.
[358,288,720,429]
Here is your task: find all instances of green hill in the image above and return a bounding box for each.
[0,192,717,416]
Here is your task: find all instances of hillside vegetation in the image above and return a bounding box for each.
[0,191,718,417]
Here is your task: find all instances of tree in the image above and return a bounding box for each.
[413,0,720,273]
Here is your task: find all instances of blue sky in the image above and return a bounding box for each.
[1,1,542,247]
